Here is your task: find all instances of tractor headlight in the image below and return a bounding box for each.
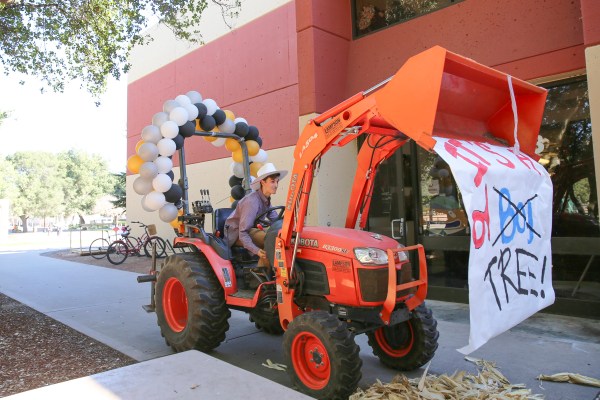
[354,247,389,265]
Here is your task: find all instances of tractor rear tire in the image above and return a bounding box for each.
[366,303,438,370]
[155,254,230,352]
[283,311,361,400]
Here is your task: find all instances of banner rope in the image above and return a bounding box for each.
[507,75,520,155]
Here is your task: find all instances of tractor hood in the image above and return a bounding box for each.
[295,226,400,256]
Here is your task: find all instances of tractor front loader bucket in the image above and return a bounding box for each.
[374,46,547,159]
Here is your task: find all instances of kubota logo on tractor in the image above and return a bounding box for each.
[298,132,318,158]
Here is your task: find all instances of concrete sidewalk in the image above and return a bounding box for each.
[1,240,599,399]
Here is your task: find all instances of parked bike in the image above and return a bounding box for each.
[106,222,167,265]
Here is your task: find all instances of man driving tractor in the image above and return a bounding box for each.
[224,162,287,268]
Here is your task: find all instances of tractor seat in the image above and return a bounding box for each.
[213,207,257,263]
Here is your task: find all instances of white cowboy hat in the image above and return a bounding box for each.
[250,162,288,191]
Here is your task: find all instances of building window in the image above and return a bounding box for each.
[353,0,463,38]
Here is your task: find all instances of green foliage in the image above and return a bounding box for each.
[0,110,8,125]
[110,171,126,210]
[2,149,116,222]
[59,149,115,216]
[0,0,241,98]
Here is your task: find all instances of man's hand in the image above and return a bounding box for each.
[258,249,267,259]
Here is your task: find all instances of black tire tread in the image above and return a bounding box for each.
[367,303,439,370]
[155,254,230,352]
[283,311,362,400]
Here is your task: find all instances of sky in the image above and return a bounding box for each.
[0,74,128,173]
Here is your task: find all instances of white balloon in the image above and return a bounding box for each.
[159,203,179,222]
[133,176,153,195]
[186,90,203,104]
[152,111,169,127]
[218,119,236,134]
[234,117,248,125]
[169,107,189,126]
[160,120,179,139]
[137,142,159,161]
[139,161,159,179]
[250,149,268,163]
[157,138,176,157]
[152,173,173,193]
[140,195,154,212]
[212,138,226,147]
[185,103,199,121]
[154,156,173,174]
[203,98,219,115]
[141,125,162,144]
[163,99,180,113]
[144,191,166,211]
[175,94,192,106]
[230,162,244,179]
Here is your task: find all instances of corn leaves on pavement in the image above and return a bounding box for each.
[350,357,544,400]
[537,373,600,388]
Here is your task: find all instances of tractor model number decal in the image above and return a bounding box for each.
[222,268,232,288]
[323,244,348,254]
[286,173,298,211]
[298,132,319,159]
[276,284,283,303]
[332,259,351,273]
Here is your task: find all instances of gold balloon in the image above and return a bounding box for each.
[246,140,260,156]
[224,110,236,121]
[169,218,180,229]
[232,149,244,163]
[225,138,241,152]
[127,154,144,174]
[135,140,145,153]
[250,162,263,177]
[204,136,217,142]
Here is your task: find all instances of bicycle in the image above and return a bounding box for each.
[89,230,119,260]
[106,222,167,265]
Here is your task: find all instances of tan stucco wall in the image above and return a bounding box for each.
[586,44,600,217]
[128,0,291,83]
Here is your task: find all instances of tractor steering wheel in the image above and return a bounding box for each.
[254,206,285,228]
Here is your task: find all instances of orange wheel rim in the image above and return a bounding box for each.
[291,332,330,390]
[375,322,414,357]
[163,277,188,332]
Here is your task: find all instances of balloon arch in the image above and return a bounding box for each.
[127,91,270,226]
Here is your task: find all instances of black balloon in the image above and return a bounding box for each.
[234,122,249,138]
[213,109,226,126]
[255,136,263,147]
[164,183,183,203]
[231,200,239,210]
[173,134,184,150]
[229,175,243,188]
[179,120,196,138]
[231,184,245,200]
[246,125,259,141]
[194,103,208,119]
[166,170,175,181]
[200,115,216,131]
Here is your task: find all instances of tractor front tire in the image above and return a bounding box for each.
[155,254,230,352]
[283,311,361,400]
[366,303,439,370]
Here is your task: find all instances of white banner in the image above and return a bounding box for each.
[433,137,554,354]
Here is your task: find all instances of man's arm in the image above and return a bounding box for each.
[237,200,261,255]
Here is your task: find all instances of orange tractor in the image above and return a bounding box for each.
[139,46,547,399]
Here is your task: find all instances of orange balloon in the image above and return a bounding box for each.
[232,149,244,163]
[196,120,202,131]
[127,154,144,174]
[135,140,145,153]
[225,138,241,152]
[250,162,263,177]
[169,218,180,229]
[203,136,217,142]
[213,126,220,133]
[246,140,260,156]
[224,110,236,121]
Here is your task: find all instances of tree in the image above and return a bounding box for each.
[110,171,126,210]
[8,152,65,232]
[0,1,241,98]
[59,149,115,224]
[0,110,8,125]
[0,157,18,201]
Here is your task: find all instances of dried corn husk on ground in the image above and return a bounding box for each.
[350,358,544,400]
[537,372,600,388]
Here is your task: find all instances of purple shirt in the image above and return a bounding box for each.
[225,190,275,255]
